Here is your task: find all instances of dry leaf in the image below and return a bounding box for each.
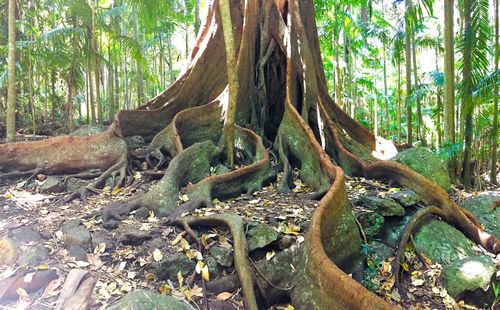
[153,249,163,262]
[171,233,185,245]
[177,271,184,288]
[24,272,34,283]
[159,284,171,295]
[412,278,425,286]
[217,292,233,300]
[402,262,409,272]
[266,251,276,260]
[284,305,295,310]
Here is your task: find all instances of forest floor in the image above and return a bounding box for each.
[0,156,499,310]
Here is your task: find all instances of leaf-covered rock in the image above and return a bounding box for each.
[389,189,420,207]
[356,211,385,240]
[246,223,278,251]
[393,147,451,191]
[150,253,196,281]
[60,219,92,250]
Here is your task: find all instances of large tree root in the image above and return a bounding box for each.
[171,214,258,310]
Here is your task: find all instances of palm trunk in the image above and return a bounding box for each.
[411,28,425,146]
[133,10,143,107]
[405,0,413,146]
[397,62,402,144]
[490,0,499,184]
[462,0,473,189]
[6,0,16,142]
[383,41,389,137]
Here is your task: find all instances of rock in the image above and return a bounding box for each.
[393,147,451,191]
[367,241,393,262]
[215,164,231,175]
[134,207,151,220]
[356,211,385,239]
[441,256,496,302]
[413,218,475,265]
[91,230,114,252]
[205,256,223,279]
[38,176,64,194]
[108,289,193,310]
[389,190,420,207]
[246,223,278,251]
[357,196,405,217]
[119,229,152,246]
[65,177,88,192]
[381,208,419,247]
[460,193,500,238]
[125,135,146,151]
[70,124,106,136]
[8,226,42,245]
[61,219,92,250]
[18,245,49,266]
[209,246,233,267]
[67,245,88,262]
[150,253,196,281]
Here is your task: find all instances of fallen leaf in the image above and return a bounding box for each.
[411,278,425,286]
[177,271,184,288]
[201,265,209,281]
[171,233,185,245]
[16,288,29,301]
[401,262,409,272]
[153,249,163,262]
[266,251,276,261]
[24,272,35,283]
[159,284,172,295]
[179,194,190,202]
[217,292,233,300]
[284,305,294,310]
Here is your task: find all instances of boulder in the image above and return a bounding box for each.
[60,219,92,250]
[65,177,88,192]
[38,176,64,194]
[389,189,420,207]
[367,241,394,262]
[209,246,234,267]
[393,147,451,191]
[70,124,106,136]
[441,256,496,303]
[18,245,49,266]
[119,229,152,246]
[108,289,193,310]
[67,245,88,262]
[413,218,475,265]
[460,193,500,238]
[356,196,405,217]
[8,226,42,245]
[246,223,278,251]
[91,230,114,252]
[150,253,196,281]
[125,135,146,151]
[356,211,385,240]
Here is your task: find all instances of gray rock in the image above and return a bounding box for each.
[91,230,114,251]
[61,219,92,250]
[393,147,451,191]
[209,246,233,267]
[246,223,278,251]
[357,196,405,217]
[8,226,43,245]
[108,289,193,310]
[150,253,196,281]
[368,241,393,262]
[205,256,223,279]
[356,210,385,239]
[70,124,106,136]
[119,229,152,246]
[414,218,475,265]
[389,190,420,207]
[441,256,496,300]
[38,176,64,194]
[67,245,88,262]
[134,207,151,220]
[460,193,500,238]
[215,164,231,175]
[65,177,88,192]
[18,245,49,266]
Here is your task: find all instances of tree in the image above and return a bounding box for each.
[6,0,16,142]
[491,0,498,184]
[1,1,499,308]
[405,0,413,146]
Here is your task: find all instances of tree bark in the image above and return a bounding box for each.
[405,0,413,146]
[490,0,498,184]
[6,0,16,142]
[462,0,473,189]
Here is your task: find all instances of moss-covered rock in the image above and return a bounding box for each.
[393,147,451,191]
[209,246,233,267]
[389,189,420,207]
[150,253,196,281]
[247,223,278,251]
[108,289,194,310]
[441,256,496,300]
[460,193,500,238]
[18,245,49,266]
[357,196,405,217]
[356,211,385,240]
[414,218,475,265]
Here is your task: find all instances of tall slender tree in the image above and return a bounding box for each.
[6,0,16,142]
[444,0,456,178]
[405,0,413,146]
[490,0,498,184]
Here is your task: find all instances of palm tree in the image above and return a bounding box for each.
[444,0,456,179]
[6,0,16,142]
[491,0,498,184]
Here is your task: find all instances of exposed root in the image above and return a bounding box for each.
[392,206,447,297]
[171,214,258,310]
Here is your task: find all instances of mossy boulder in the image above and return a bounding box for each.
[247,223,278,251]
[356,196,405,217]
[389,189,420,207]
[150,253,196,281]
[414,218,475,265]
[108,289,193,310]
[460,193,500,238]
[356,211,385,240]
[441,256,496,301]
[393,147,451,191]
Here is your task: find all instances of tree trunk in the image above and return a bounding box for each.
[490,0,498,184]
[92,1,102,124]
[405,0,413,146]
[6,0,16,142]
[133,10,143,107]
[397,62,402,144]
[411,28,425,146]
[462,0,473,189]
[383,41,389,137]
